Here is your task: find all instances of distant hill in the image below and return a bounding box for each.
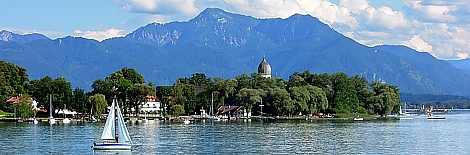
[2,8,470,96]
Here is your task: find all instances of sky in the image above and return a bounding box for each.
[1,0,469,60]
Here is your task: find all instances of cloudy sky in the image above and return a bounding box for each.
[1,0,469,60]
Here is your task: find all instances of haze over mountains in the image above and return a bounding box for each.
[2,8,470,96]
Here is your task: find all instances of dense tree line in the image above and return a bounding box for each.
[1,60,402,118]
[161,71,401,117]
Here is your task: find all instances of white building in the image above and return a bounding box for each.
[139,95,161,114]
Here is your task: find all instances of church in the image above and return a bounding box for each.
[257,56,272,78]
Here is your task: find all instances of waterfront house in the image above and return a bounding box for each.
[5,95,39,111]
[139,95,161,114]
[216,105,250,119]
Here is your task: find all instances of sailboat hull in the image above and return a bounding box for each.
[92,142,131,150]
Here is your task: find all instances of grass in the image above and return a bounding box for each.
[0,110,12,117]
[332,113,375,118]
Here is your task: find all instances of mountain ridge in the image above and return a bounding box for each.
[2,8,470,96]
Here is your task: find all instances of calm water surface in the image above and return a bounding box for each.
[1,110,470,155]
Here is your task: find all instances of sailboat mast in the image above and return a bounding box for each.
[211,92,214,116]
[49,94,52,117]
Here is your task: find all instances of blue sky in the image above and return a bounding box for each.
[1,0,469,60]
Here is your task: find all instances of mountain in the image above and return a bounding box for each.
[447,59,470,77]
[0,30,49,44]
[2,8,470,96]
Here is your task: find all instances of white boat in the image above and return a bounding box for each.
[62,118,71,124]
[184,119,190,124]
[427,113,446,120]
[62,104,71,124]
[48,94,56,125]
[353,116,364,121]
[395,105,413,120]
[92,98,132,150]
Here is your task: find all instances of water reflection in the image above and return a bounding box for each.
[1,110,470,154]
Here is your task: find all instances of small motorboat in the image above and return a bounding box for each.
[353,116,364,121]
[427,113,446,120]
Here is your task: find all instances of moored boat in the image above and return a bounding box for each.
[427,113,446,120]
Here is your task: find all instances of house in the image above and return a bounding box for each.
[5,95,39,111]
[139,95,161,114]
[216,105,251,119]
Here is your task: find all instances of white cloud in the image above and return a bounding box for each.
[74,28,125,41]
[404,0,458,22]
[101,0,470,59]
[118,0,200,16]
[404,35,433,52]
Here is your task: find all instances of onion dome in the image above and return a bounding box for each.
[258,56,272,78]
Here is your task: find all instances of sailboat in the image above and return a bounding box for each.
[48,94,56,125]
[92,97,132,150]
[89,105,97,122]
[396,103,413,120]
[62,104,71,124]
[208,92,220,121]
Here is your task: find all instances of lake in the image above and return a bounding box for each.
[1,110,469,155]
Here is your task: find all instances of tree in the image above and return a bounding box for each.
[330,72,359,113]
[52,77,73,111]
[267,87,292,116]
[71,87,88,113]
[105,67,146,115]
[156,86,174,116]
[14,94,35,118]
[236,88,266,112]
[0,61,29,111]
[305,85,328,114]
[288,86,310,115]
[127,84,153,117]
[235,73,252,91]
[171,104,185,116]
[88,94,107,116]
[370,81,401,116]
[189,73,211,86]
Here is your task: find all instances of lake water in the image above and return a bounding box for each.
[1,110,470,155]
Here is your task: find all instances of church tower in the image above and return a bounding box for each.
[257,56,272,78]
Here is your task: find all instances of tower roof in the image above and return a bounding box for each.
[258,56,271,76]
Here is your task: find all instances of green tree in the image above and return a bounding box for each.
[267,87,292,116]
[71,87,88,113]
[88,94,107,116]
[127,84,153,117]
[52,77,73,111]
[156,86,174,116]
[370,81,401,116]
[105,67,146,115]
[14,94,35,118]
[0,61,29,111]
[288,86,310,115]
[189,73,211,86]
[330,72,359,113]
[306,85,328,115]
[235,73,252,91]
[236,88,266,112]
[171,104,185,116]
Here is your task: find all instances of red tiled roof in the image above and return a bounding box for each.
[217,106,243,115]
[6,97,20,104]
